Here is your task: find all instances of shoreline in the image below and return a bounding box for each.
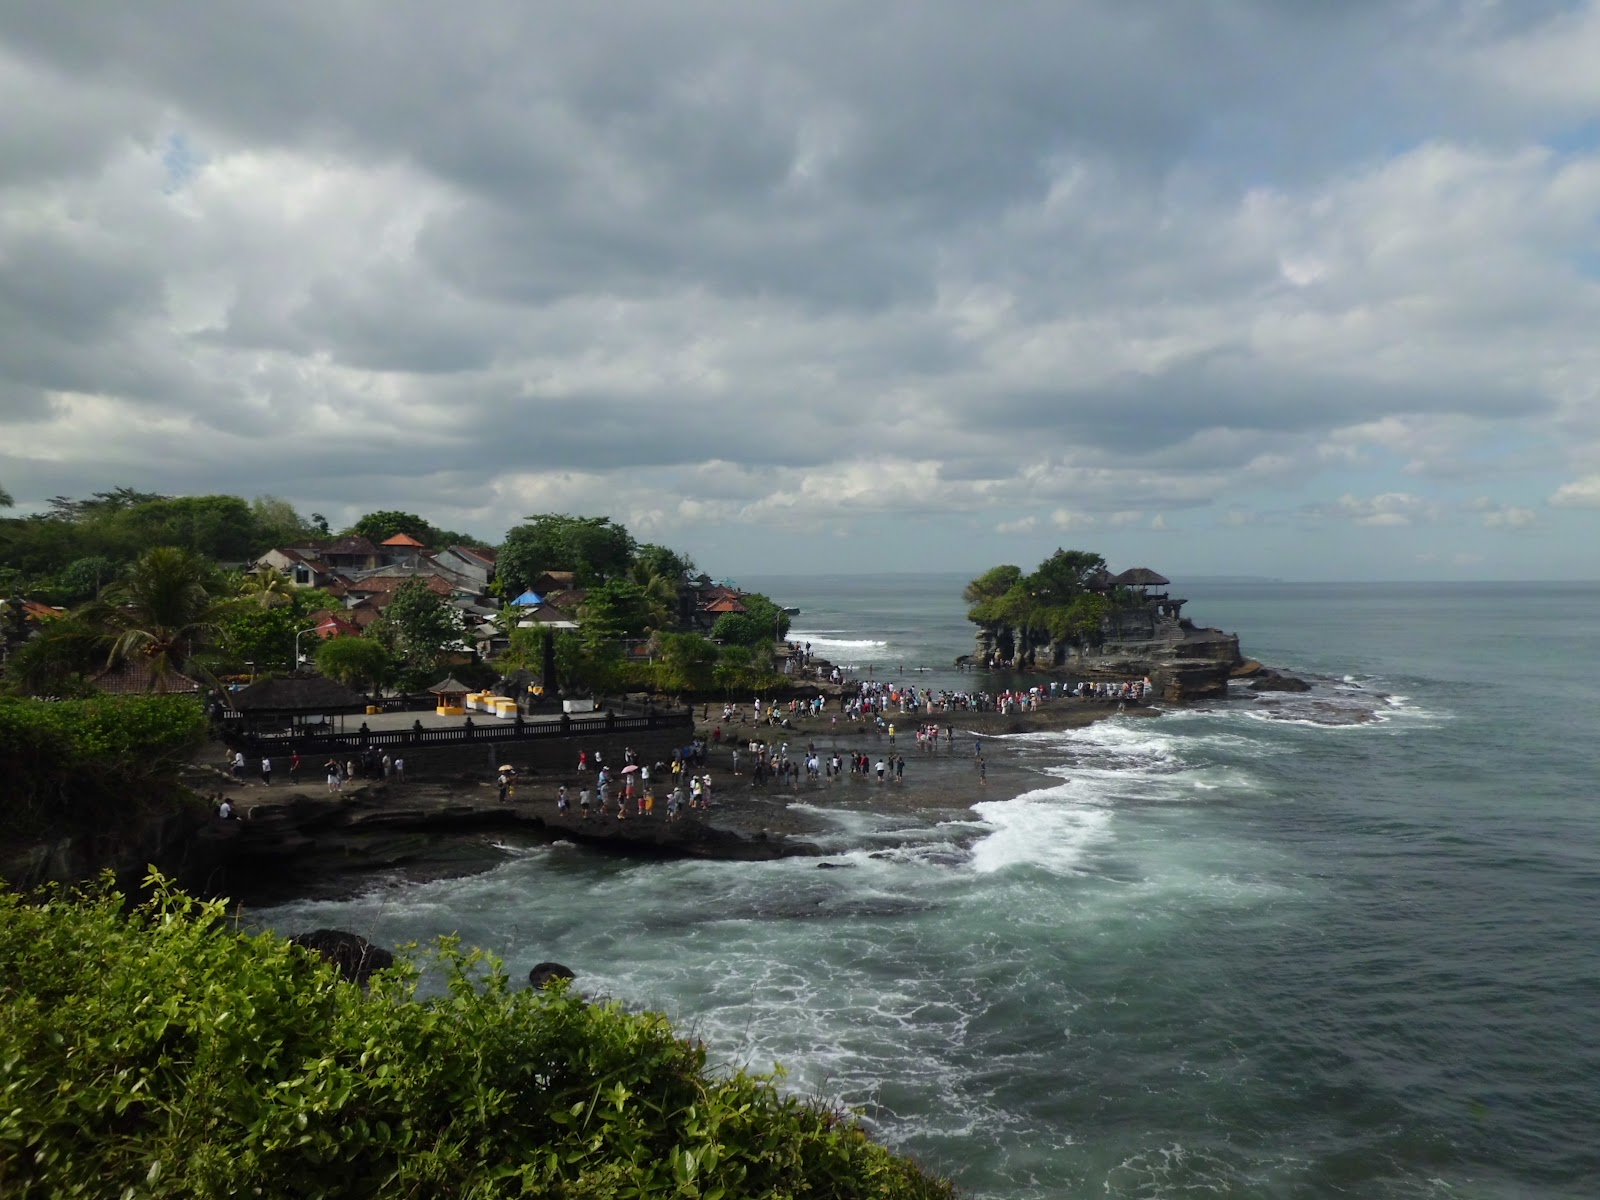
[217,700,1160,905]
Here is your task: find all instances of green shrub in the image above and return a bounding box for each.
[0,695,208,841]
[0,873,957,1199]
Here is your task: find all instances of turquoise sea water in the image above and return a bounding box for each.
[256,576,1600,1198]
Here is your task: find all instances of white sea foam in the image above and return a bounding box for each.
[969,779,1114,876]
[787,631,889,652]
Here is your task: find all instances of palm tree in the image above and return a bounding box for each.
[0,483,12,508]
[85,546,243,691]
[238,564,295,609]
[628,561,681,632]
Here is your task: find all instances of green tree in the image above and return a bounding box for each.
[0,613,110,697]
[248,494,315,549]
[654,631,718,692]
[214,604,306,674]
[628,557,684,631]
[633,542,695,581]
[499,514,636,590]
[373,579,461,670]
[315,635,395,699]
[1026,549,1107,606]
[109,495,258,561]
[82,546,242,691]
[51,555,117,604]
[0,482,11,507]
[344,509,438,547]
[238,564,295,609]
[578,580,655,645]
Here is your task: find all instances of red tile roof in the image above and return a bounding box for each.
[382,533,425,547]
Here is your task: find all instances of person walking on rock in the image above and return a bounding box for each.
[260,756,272,785]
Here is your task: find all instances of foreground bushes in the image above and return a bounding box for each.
[0,875,956,1199]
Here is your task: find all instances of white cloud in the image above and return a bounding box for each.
[1481,505,1537,529]
[1050,509,1098,531]
[1550,475,1600,508]
[1313,492,1439,527]
[995,516,1037,534]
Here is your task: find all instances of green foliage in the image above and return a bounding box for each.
[237,564,295,609]
[965,550,1119,651]
[0,696,207,839]
[0,614,109,697]
[248,495,317,549]
[0,875,956,1199]
[314,636,395,697]
[500,514,637,591]
[710,592,790,649]
[578,580,656,645]
[48,556,117,605]
[344,510,437,547]
[653,632,719,693]
[0,488,318,591]
[371,579,461,671]
[82,546,243,690]
[214,604,305,674]
[634,542,696,582]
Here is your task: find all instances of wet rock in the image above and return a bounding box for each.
[289,929,396,985]
[528,961,576,989]
[1247,669,1312,693]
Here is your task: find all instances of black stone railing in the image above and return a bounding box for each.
[219,704,693,754]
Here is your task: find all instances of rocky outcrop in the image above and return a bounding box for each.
[969,595,1244,704]
[289,929,396,985]
[1245,667,1312,693]
[528,961,576,989]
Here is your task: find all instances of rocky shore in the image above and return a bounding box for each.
[202,698,1158,903]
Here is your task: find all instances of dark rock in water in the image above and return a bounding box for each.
[289,929,396,985]
[1248,668,1312,693]
[817,861,854,870]
[528,961,576,989]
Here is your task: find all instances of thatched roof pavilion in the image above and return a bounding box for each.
[231,676,368,733]
[1112,567,1171,589]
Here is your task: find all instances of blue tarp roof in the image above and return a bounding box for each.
[511,590,544,606]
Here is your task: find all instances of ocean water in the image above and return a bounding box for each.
[254,576,1600,1198]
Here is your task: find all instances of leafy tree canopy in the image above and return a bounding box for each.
[342,509,492,552]
[315,635,395,696]
[578,579,656,645]
[633,542,696,581]
[370,578,461,670]
[499,514,637,591]
[965,549,1116,647]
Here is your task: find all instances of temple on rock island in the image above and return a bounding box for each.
[965,554,1244,703]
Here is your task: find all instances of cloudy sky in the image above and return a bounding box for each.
[2,1,1599,580]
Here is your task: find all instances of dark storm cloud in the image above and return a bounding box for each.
[1,2,1597,572]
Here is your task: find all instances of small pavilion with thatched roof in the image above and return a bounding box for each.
[231,676,368,734]
[428,674,474,716]
[1111,567,1184,618]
